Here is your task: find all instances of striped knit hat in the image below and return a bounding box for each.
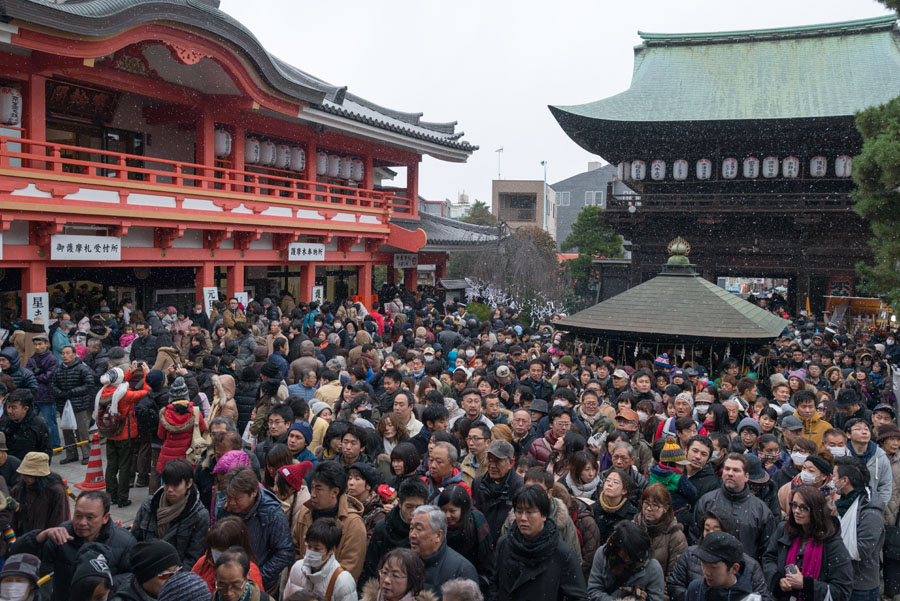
[659,436,689,465]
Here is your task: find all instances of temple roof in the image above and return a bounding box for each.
[390,211,504,252]
[0,0,476,156]
[550,15,900,126]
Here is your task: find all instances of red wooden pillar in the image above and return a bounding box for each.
[363,154,374,190]
[21,261,46,297]
[195,108,215,185]
[407,160,419,217]
[226,262,245,299]
[299,263,316,302]
[26,75,46,168]
[403,268,417,292]
[359,262,373,308]
[195,262,215,302]
[231,123,245,193]
[304,140,317,201]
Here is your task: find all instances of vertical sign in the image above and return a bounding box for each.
[26,293,49,331]
[234,292,249,309]
[203,287,219,316]
[311,286,324,304]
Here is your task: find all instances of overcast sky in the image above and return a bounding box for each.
[220,0,892,207]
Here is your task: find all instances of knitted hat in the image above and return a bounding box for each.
[654,353,671,368]
[674,392,694,409]
[310,401,330,417]
[168,376,189,401]
[877,423,900,442]
[261,379,280,396]
[560,355,574,369]
[0,553,41,585]
[261,361,281,379]
[107,347,126,360]
[737,417,760,435]
[788,369,807,383]
[100,367,125,387]
[807,454,833,476]
[130,540,180,584]
[836,389,860,408]
[348,462,380,489]
[289,421,313,445]
[212,450,250,475]
[145,369,165,390]
[17,452,50,477]
[158,571,211,601]
[279,461,314,492]
[72,545,113,588]
[659,436,689,465]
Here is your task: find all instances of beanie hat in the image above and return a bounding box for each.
[289,421,313,445]
[261,379,280,396]
[0,553,41,586]
[168,376,189,401]
[145,369,165,390]
[17,452,50,477]
[261,361,281,379]
[130,540,180,584]
[100,367,125,387]
[348,461,381,489]
[654,353,671,368]
[788,369,807,383]
[659,436,689,465]
[311,401,329,417]
[158,571,211,601]
[807,454,833,476]
[278,461,314,492]
[836,388,860,408]
[560,355,574,369]
[212,450,251,475]
[107,347,126,360]
[737,417,761,435]
[72,544,113,588]
[674,391,694,409]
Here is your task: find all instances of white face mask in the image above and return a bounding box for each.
[637,411,649,423]
[314,321,323,328]
[304,550,325,568]
[827,446,847,458]
[799,470,817,484]
[1,581,30,601]
[465,349,475,358]
[424,354,434,361]
[791,451,809,467]
[334,322,342,329]
[695,404,709,415]
[888,339,895,346]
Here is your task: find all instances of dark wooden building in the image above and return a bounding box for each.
[550,16,900,315]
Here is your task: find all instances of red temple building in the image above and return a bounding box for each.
[0,0,477,316]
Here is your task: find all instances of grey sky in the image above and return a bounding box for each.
[220,0,892,207]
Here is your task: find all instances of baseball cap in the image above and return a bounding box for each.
[781,415,803,432]
[612,369,628,379]
[486,440,514,460]
[696,531,743,565]
[874,403,897,418]
[616,408,639,423]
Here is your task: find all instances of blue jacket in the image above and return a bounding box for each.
[51,328,70,361]
[25,350,59,406]
[218,486,293,591]
[268,352,289,380]
[0,347,37,393]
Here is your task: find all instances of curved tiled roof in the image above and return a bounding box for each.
[392,211,504,248]
[0,0,476,153]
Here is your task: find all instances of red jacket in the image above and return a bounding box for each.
[191,553,264,593]
[156,401,206,473]
[102,370,150,442]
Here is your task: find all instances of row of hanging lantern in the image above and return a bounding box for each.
[617,155,852,181]
[315,151,365,182]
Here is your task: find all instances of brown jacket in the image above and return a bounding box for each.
[223,308,246,331]
[634,513,687,577]
[292,494,367,580]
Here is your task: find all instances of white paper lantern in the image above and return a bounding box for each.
[782,156,800,178]
[0,87,22,126]
[743,157,760,178]
[327,154,341,177]
[259,141,276,167]
[631,160,646,181]
[721,158,738,179]
[351,159,364,182]
[290,147,306,172]
[835,155,852,178]
[213,129,231,158]
[616,163,626,180]
[650,160,665,181]
[339,157,353,179]
[621,162,632,181]
[809,156,827,177]
[696,159,712,180]
[673,159,688,181]
[762,156,779,178]
[244,137,261,165]
[316,152,328,176]
[275,144,291,170]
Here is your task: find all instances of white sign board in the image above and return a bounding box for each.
[51,235,121,261]
[288,243,325,261]
[394,253,418,269]
[234,292,249,309]
[203,287,219,316]
[0,233,3,261]
[26,293,49,330]
[311,286,324,304]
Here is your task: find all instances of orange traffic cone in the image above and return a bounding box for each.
[74,433,106,491]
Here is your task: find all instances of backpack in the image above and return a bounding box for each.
[135,394,160,437]
[96,390,127,438]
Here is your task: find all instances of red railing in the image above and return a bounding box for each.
[0,137,406,215]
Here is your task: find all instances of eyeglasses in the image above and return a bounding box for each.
[379,568,407,581]
[642,502,664,511]
[216,579,247,593]
[268,419,285,426]
[789,502,810,513]
[466,436,485,443]
[159,566,182,580]
[555,422,572,428]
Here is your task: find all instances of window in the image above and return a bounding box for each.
[557,191,570,206]
[498,193,536,222]
[584,190,606,208]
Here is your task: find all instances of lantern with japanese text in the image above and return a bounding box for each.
[316,152,328,176]
[214,129,231,158]
[351,159,365,182]
[327,154,341,177]
[631,160,646,181]
[290,147,306,172]
[244,137,261,165]
[696,159,712,180]
[673,159,688,181]
[0,87,22,126]
[809,156,827,177]
[339,157,353,180]
[782,156,800,178]
[762,157,779,178]
[835,155,852,178]
[650,160,665,181]
[259,141,277,167]
[721,158,738,179]
[743,157,759,178]
[275,145,292,170]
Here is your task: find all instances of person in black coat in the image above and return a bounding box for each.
[0,390,52,461]
[593,468,639,545]
[234,367,261,435]
[492,484,587,601]
[471,440,523,545]
[129,322,159,365]
[49,347,94,463]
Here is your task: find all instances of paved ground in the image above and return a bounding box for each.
[50,437,151,528]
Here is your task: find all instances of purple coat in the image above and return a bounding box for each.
[25,350,59,406]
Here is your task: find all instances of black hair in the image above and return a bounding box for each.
[438,484,475,540]
[605,520,651,563]
[547,405,573,424]
[77,490,111,515]
[323,421,349,451]
[384,368,403,384]
[215,546,251,577]
[305,517,343,550]
[288,396,309,422]
[269,404,294,424]
[687,435,712,455]
[834,456,870,489]
[342,423,367,450]
[674,416,696,433]
[512,484,551,517]
[310,461,348,497]
[794,389,816,407]
[6,389,33,408]
[161,458,194,487]
[398,477,429,503]
[273,337,286,351]
[422,403,449,427]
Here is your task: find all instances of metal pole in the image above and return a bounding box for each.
[541,160,547,232]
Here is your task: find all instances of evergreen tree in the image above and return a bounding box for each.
[560,206,623,281]
[461,200,496,225]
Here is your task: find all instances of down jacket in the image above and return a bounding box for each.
[25,350,58,406]
[50,356,94,412]
[131,486,210,569]
[667,544,771,601]
[11,519,136,601]
[157,402,207,473]
[692,484,775,561]
[0,406,52,460]
[0,347,37,393]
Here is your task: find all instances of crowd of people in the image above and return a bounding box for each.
[0,287,897,601]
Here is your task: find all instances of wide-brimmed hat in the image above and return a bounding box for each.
[16,452,50,477]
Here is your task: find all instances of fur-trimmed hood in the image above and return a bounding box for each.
[159,400,197,433]
[360,579,439,601]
